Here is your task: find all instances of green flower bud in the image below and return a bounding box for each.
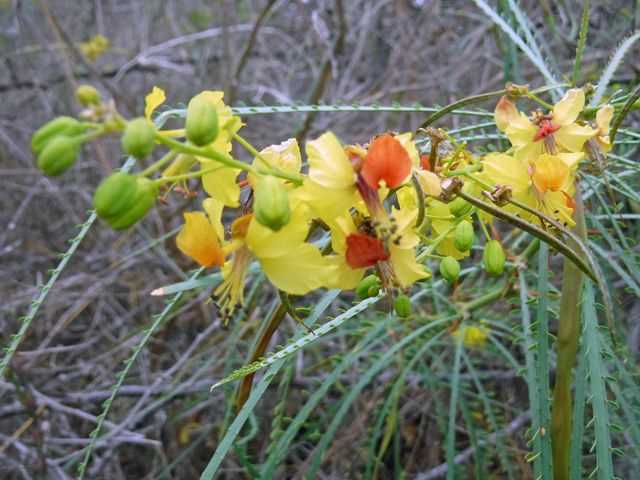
[355,274,380,299]
[453,220,475,252]
[253,175,291,231]
[31,116,88,155]
[107,178,157,230]
[121,118,156,159]
[93,172,138,220]
[36,135,81,176]
[394,294,412,318]
[75,85,101,106]
[439,256,460,284]
[483,240,506,275]
[449,197,473,217]
[185,93,219,146]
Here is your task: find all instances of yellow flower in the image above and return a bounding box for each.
[248,138,302,190]
[495,89,596,163]
[323,205,429,290]
[453,325,488,349]
[79,34,110,62]
[479,152,581,227]
[215,204,329,315]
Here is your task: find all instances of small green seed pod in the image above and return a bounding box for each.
[185,93,219,146]
[449,197,473,217]
[121,118,156,159]
[93,172,138,220]
[483,240,506,275]
[36,136,81,176]
[394,294,412,318]
[439,256,461,284]
[75,85,101,106]
[107,178,157,230]
[453,220,475,252]
[31,116,88,155]
[253,176,291,231]
[355,274,380,299]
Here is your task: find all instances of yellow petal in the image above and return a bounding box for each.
[552,88,584,126]
[321,255,365,290]
[201,163,241,207]
[145,86,166,120]
[416,170,442,197]
[504,114,537,147]
[513,141,544,165]
[554,123,596,152]
[249,138,301,187]
[389,245,429,288]
[556,152,584,170]
[298,179,357,224]
[260,243,331,295]
[245,205,311,259]
[306,132,356,189]
[596,104,614,135]
[494,96,520,132]
[480,153,530,193]
[202,197,225,241]
[176,212,224,267]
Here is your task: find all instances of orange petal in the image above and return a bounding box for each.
[176,212,224,267]
[531,155,569,194]
[345,233,389,268]
[361,134,412,189]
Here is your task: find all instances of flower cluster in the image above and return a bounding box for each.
[30,84,612,326]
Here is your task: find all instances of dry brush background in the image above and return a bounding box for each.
[0,1,639,478]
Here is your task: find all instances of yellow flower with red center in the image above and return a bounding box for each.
[323,206,429,290]
[495,89,596,163]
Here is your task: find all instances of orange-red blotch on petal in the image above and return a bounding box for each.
[176,212,225,267]
[562,191,576,210]
[345,233,390,269]
[533,119,561,142]
[420,154,431,171]
[360,134,412,189]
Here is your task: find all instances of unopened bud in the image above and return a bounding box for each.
[355,274,380,299]
[107,178,157,230]
[253,176,291,231]
[453,220,475,252]
[449,197,473,217]
[121,118,155,159]
[76,85,101,106]
[185,93,219,146]
[31,116,88,155]
[394,294,412,318]
[36,136,81,176]
[483,240,506,275]
[93,172,138,220]
[439,256,460,284]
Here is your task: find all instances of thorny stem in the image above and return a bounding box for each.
[551,188,587,480]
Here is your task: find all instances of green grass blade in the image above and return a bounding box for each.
[445,337,464,480]
[570,341,588,480]
[572,0,590,85]
[582,281,614,480]
[199,289,339,479]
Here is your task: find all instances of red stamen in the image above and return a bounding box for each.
[345,233,389,268]
[360,134,412,189]
[533,119,561,142]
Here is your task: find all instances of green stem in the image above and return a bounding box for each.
[571,0,590,86]
[138,150,178,177]
[153,164,224,185]
[155,134,304,185]
[527,92,554,110]
[232,133,273,169]
[551,189,587,480]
